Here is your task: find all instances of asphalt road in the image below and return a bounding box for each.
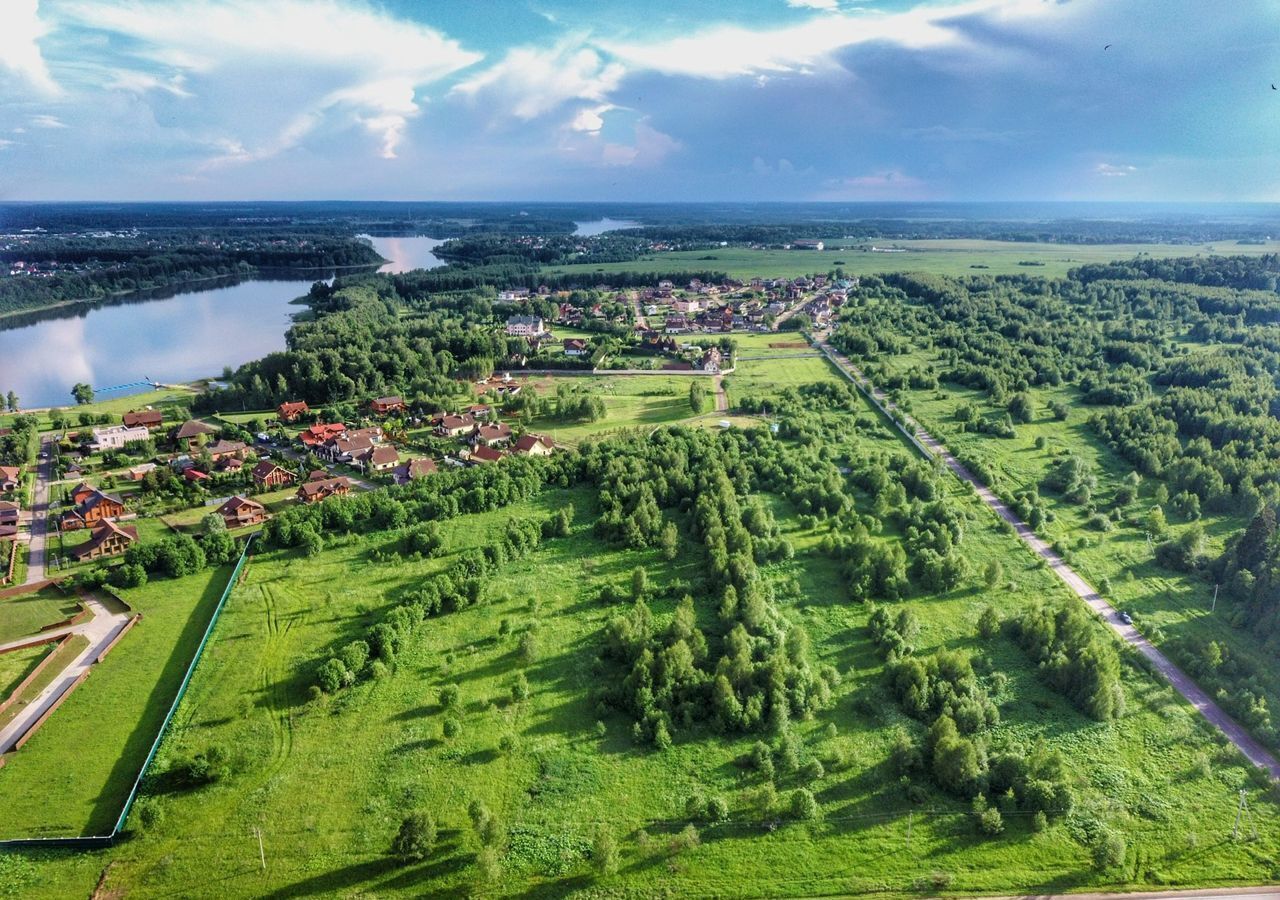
[814,335,1280,781]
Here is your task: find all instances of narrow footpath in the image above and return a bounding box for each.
[0,594,132,752]
[21,434,56,585]
[814,335,1280,780]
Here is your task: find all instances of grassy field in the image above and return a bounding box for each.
[544,239,1280,281]
[0,585,81,645]
[0,386,199,431]
[0,643,51,697]
[5,375,1278,896]
[524,374,705,443]
[0,570,229,839]
[859,337,1280,756]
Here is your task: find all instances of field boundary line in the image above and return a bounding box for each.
[0,535,255,849]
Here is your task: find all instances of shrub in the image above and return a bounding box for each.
[790,788,820,821]
[390,813,437,863]
[443,716,462,739]
[706,796,730,823]
[511,672,530,702]
[800,759,825,783]
[592,826,619,876]
[1091,827,1126,870]
[977,605,1001,639]
[439,684,460,710]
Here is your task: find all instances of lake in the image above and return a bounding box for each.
[0,278,315,409]
[360,234,451,273]
[574,218,640,236]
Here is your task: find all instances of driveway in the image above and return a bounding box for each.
[814,335,1280,780]
[0,593,133,752]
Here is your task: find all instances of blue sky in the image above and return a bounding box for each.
[0,0,1277,201]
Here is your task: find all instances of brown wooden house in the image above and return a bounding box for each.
[370,395,406,415]
[252,460,296,489]
[277,400,310,423]
[71,519,138,561]
[297,477,353,504]
[216,495,268,529]
[122,409,164,430]
[61,488,126,530]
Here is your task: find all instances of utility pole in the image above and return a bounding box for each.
[1212,583,1219,613]
[255,826,266,870]
[1232,789,1258,842]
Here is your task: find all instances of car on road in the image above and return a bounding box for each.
[1118,611,1133,625]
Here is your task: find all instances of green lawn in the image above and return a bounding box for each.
[0,585,81,645]
[0,634,89,732]
[0,570,230,839]
[0,643,51,698]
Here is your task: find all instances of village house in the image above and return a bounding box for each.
[91,424,151,451]
[320,433,375,465]
[702,348,724,374]
[61,487,126,530]
[0,501,19,527]
[664,315,691,334]
[360,444,400,472]
[0,465,19,492]
[498,288,530,301]
[471,422,513,447]
[370,395,406,415]
[217,456,245,473]
[672,297,701,314]
[791,239,825,251]
[173,419,218,451]
[505,314,546,337]
[512,433,554,457]
[252,460,296,489]
[277,400,310,423]
[563,338,589,357]
[467,404,492,420]
[125,462,157,481]
[122,409,164,430]
[297,476,353,504]
[465,444,504,465]
[437,413,477,438]
[298,422,346,448]
[184,468,210,484]
[68,482,97,505]
[392,458,438,485]
[205,439,247,462]
[70,519,138,561]
[216,495,268,529]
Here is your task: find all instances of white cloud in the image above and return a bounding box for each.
[55,0,483,163]
[452,42,624,122]
[602,0,1061,79]
[818,168,928,198]
[1095,162,1137,177]
[601,120,680,168]
[31,114,66,128]
[0,139,14,150]
[0,0,58,95]
[104,69,192,98]
[569,105,613,133]
[788,0,840,9]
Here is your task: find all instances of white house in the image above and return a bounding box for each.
[505,315,546,337]
[92,424,151,451]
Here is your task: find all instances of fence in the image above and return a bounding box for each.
[0,535,255,849]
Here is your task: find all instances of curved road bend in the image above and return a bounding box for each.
[814,336,1280,780]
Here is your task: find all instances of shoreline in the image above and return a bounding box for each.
[0,261,383,326]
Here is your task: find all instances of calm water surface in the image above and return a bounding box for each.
[0,279,313,408]
[574,218,640,236]
[360,234,451,273]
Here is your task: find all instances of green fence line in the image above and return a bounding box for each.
[0,535,255,850]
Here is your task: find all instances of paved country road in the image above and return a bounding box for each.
[814,335,1280,781]
[21,433,57,585]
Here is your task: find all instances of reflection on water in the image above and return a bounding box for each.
[0,279,315,408]
[359,234,452,274]
[574,218,640,236]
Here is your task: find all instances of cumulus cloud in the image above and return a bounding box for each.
[452,42,624,122]
[55,0,482,162]
[0,0,58,95]
[819,168,928,198]
[30,114,66,128]
[1095,162,1137,177]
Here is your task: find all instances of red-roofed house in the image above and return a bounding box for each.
[297,477,352,504]
[277,400,310,423]
[122,409,164,430]
[370,396,406,415]
[0,466,19,491]
[392,458,437,485]
[298,423,346,448]
[471,422,513,447]
[466,444,504,465]
[437,414,477,438]
[563,338,588,357]
[512,433,555,457]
